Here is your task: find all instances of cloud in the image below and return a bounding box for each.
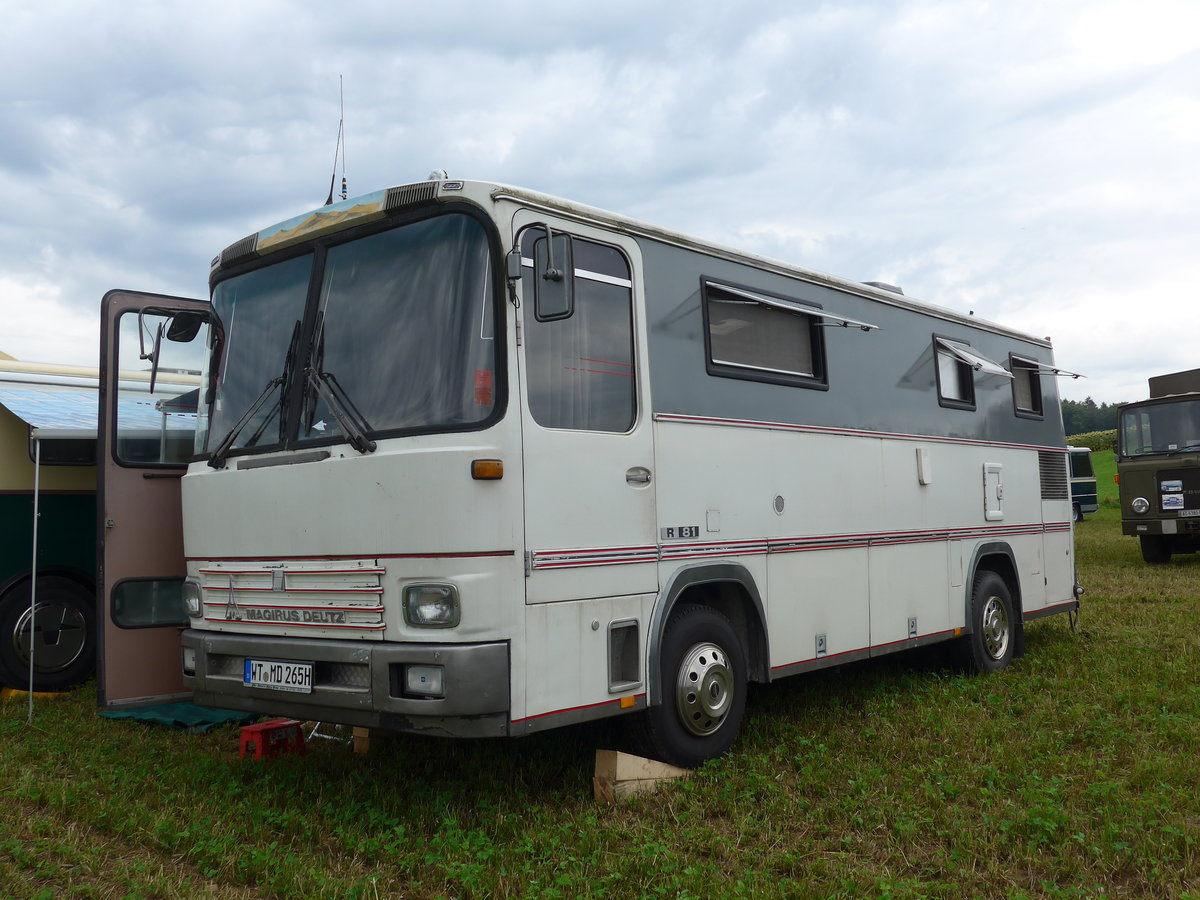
[0,0,1197,405]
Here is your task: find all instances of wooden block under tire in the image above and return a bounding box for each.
[593,749,690,803]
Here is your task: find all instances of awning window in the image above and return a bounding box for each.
[935,338,1012,378]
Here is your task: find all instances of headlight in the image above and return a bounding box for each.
[403,584,460,628]
[181,581,202,617]
[1132,497,1150,514]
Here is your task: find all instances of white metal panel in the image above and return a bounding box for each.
[520,592,652,722]
[766,548,870,666]
[868,542,954,647]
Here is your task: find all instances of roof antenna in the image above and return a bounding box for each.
[324,76,347,206]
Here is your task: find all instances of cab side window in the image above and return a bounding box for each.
[521,230,636,433]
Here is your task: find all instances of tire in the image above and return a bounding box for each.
[1073,502,1083,524]
[0,576,96,691]
[1140,535,1172,565]
[629,604,747,768]
[954,571,1016,675]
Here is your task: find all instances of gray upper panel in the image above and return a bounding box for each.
[638,236,1065,448]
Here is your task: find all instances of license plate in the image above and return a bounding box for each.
[244,658,313,693]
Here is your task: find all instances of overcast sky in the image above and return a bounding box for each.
[2,0,1197,404]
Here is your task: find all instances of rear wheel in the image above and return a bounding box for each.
[0,576,95,691]
[1140,535,1172,565]
[630,604,747,768]
[954,571,1015,674]
[1073,502,1083,523]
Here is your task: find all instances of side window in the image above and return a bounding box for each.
[1011,356,1044,418]
[113,577,187,628]
[521,229,636,432]
[702,281,827,389]
[115,311,207,465]
[934,337,978,411]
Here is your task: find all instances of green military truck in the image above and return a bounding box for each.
[1116,368,1200,563]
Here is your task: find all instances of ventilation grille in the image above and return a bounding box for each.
[1039,451,1069,500]
[219,234,258,267]
[385,182,438,212]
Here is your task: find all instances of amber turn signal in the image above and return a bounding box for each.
[471,459,504,480]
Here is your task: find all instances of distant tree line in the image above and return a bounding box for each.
[1060,397,1124,436]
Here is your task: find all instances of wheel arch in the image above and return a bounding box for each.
[0,566,96,604]
[965,541,1025,658]
[647,562,768,707]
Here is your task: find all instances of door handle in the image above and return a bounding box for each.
[626,466,652,485]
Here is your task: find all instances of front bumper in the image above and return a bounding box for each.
[181,629,510,737]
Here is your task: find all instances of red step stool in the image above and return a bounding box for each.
[239,718,307,760]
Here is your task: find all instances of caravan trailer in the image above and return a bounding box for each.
[99,178,1081,766]
[0,349,199,693]
[0,358,99,691]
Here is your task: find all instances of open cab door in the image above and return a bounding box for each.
[97,290,209,708]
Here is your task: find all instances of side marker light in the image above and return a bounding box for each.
[472,459,504,480]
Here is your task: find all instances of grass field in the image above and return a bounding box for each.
[2,510,1198,899]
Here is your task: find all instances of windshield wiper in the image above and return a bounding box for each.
[208,321,301,469]
[302,314,377,455]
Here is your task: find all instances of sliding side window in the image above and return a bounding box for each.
[703,281,827,389]
[1010,356,1044,418]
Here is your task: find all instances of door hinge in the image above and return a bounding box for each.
[524,550,533,577]
[515,318,522,347]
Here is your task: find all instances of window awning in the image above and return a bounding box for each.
[705,281,880,332]
[936,338,1012,378]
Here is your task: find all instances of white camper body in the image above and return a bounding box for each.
[104,179,1078,765]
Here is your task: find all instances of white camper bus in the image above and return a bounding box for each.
[99,178,1080,766]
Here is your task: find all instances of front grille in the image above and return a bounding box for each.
[316,661,370,689]
[1039,451,1069,500]
[208,654,243,677]
[196,558,387,637]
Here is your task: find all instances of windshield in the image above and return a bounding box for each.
[198,211,497,458]
[1119,398,1200,457]
[301,213,495,441]
[199,253,313,454]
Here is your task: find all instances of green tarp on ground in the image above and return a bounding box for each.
[99,702,257,732]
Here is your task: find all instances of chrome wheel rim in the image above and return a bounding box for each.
[11,602,88,673]
[675,641,733,736]
[980,596,1010,660]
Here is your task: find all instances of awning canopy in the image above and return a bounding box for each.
[0,384,198,442]
[0,385,100,440]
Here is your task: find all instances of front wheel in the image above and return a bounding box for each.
[629,604,747,768]
[1140,535,1172,565]
[953,571,1016,674]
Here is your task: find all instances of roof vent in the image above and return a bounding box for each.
[863,281,903,295]
[385,182,438,213]
[219,234,259,268]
